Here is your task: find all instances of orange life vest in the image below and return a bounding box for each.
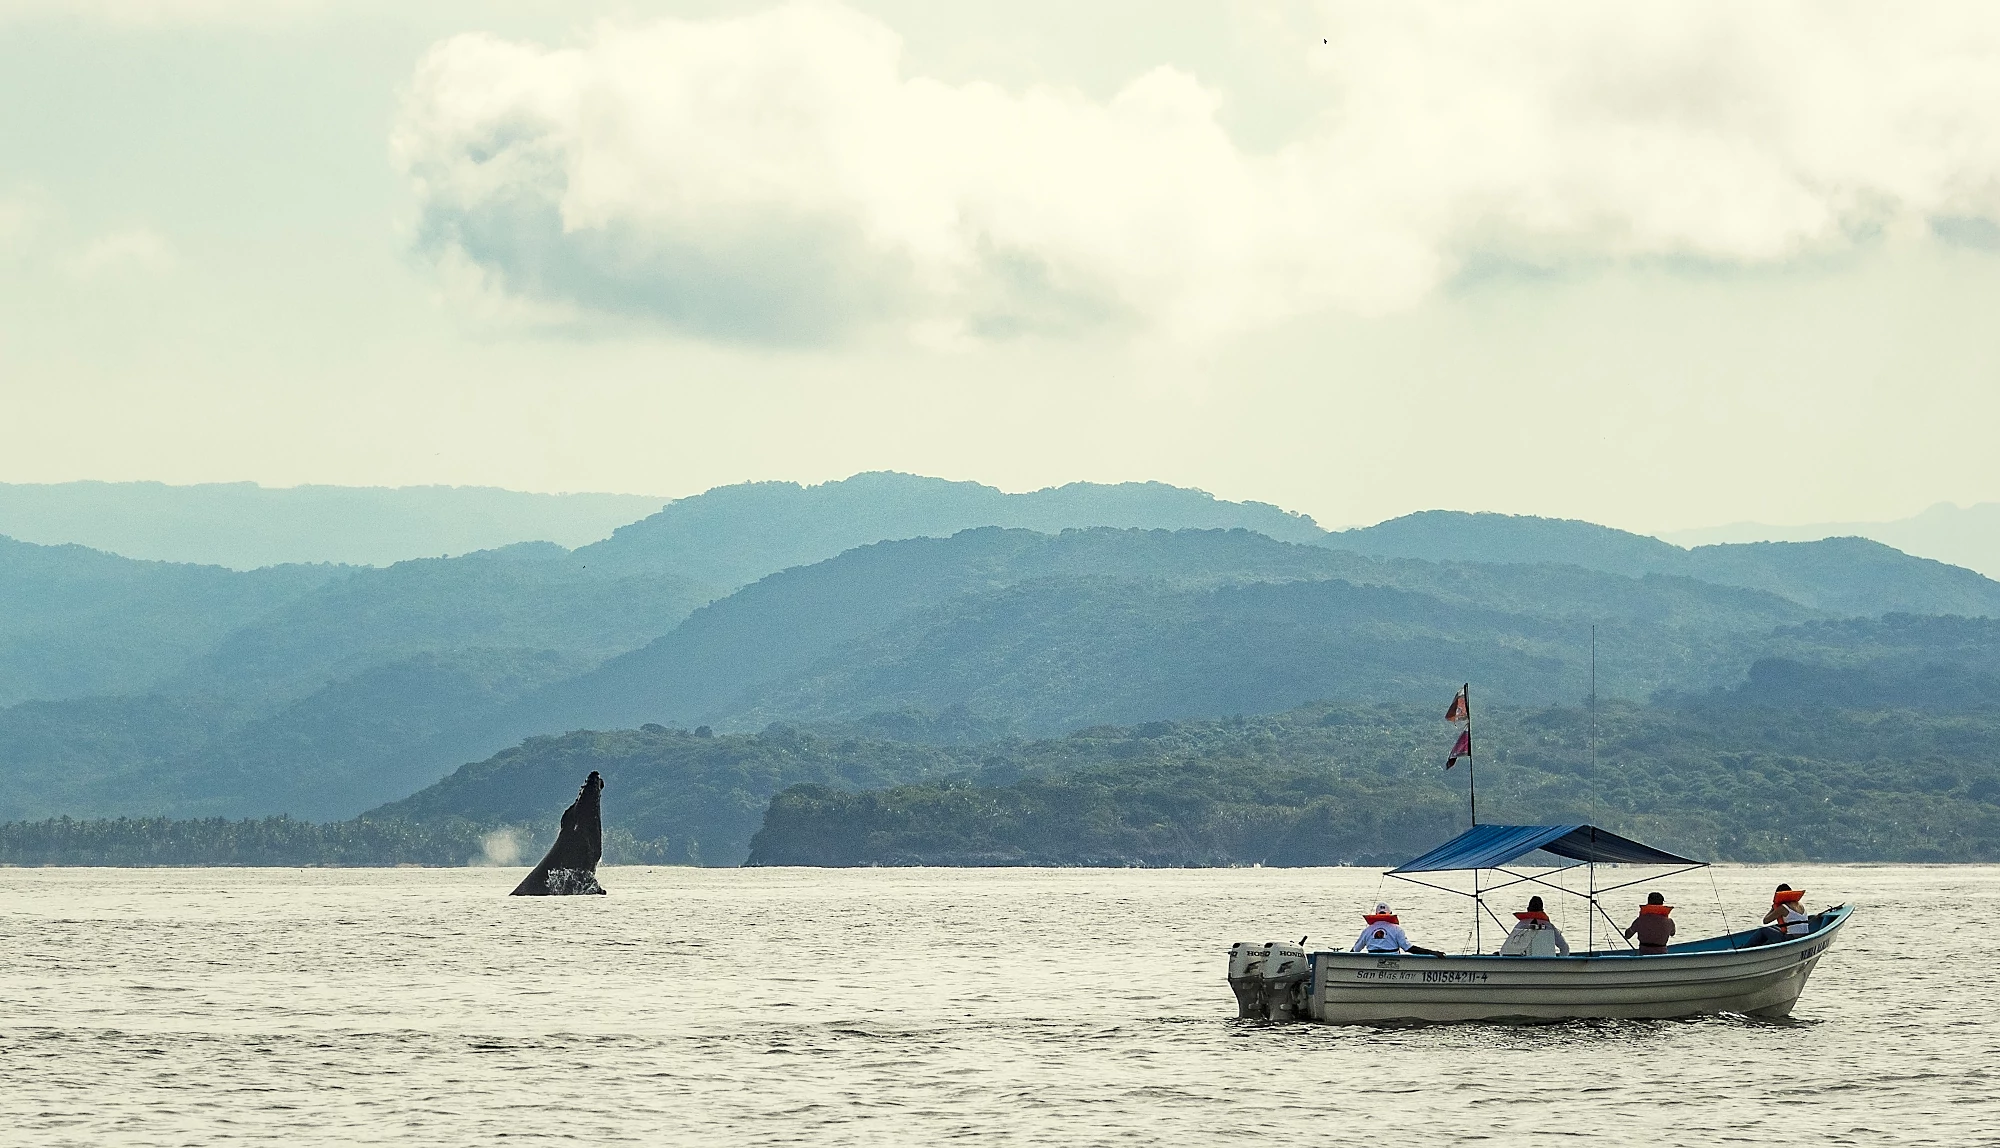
[1362,913,1399,925]
[1773,890,1804,906]
[1639,904,1674,917]
[1514,911,1551,922]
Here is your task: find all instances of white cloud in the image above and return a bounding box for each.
[62,227,175,279]
[394,1,2000,345]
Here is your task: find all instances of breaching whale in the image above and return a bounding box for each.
[510,770,608,896]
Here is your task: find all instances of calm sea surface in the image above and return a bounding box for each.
[2,864,1994,1146]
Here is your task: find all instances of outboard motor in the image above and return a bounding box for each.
[1227,941,1309,1021]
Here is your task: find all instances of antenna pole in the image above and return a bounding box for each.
[1465,682,1477,827]
[1589,626,1598,771]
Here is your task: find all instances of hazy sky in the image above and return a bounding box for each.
[3,0,1998,533]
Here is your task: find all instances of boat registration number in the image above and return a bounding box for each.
[1350,968,1491,984]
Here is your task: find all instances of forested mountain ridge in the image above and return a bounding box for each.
[492,526,1817,743]
[166,543,716,705]
[745,700,2000,867]
[0,541,716,821]
[10,648,596,823]
[1338,511,2000,616]
[0,536,343,707]
[0,481,666,568]
[9,473,2000,832]
[28,690,1981,869]
[574,472,1332,586]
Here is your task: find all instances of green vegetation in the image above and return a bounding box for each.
[576,471,1331,587]
[20,691,1998,867]
[1338,510,2000,616]
[746,700,2000,866]
[369,724,974,866]
[514,525,1814,740]
[0,814,500,866]
[8,481,2000,847]
[0,543,715,822]
[0,814,678,867]
[0,536,340,707]
[174,542,716,704]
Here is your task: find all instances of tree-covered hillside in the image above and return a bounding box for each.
[10,476,2000,834]
[367,724,972,865]
[169,542,715,704]
[0,542,716,821]
[13,692,1993,867]
[747,700,2000,867]
[1339,511,2000,616]
[0,536,341,707]
[576,472,1331,586]
[502,526,1813,743]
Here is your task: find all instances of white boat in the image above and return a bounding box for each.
[1228,823,1853,1024]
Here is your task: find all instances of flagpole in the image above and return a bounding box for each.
[1465,682,1476,827]
[1467,682,1480,951]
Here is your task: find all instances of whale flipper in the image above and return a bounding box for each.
[510,770,607,896]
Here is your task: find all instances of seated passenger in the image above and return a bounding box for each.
[1622,891,1677,954]
[1499,895,1571,956]
[1762,884,1810,940]
[1350,902,1443,956]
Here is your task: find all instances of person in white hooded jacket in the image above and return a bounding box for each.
[1350,903,1444,955]
[1499,896,1571,955]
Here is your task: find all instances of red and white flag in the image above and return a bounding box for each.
[1445,687,1468,724]
[1446,728,1471,770]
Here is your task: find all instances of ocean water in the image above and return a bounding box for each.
[1,864,1994,1146]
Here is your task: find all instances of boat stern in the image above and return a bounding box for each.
[1226,941,1310,1021]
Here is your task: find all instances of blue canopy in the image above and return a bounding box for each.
[1389,824,1704,874]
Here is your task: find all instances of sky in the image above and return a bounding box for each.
[2,0,1998,534]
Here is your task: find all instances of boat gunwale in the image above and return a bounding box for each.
[1309,903,1851,968]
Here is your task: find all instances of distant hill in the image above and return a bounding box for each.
[0,650,590,824]
[1337,511,2000,616]
[1333,510,1684,577]
[575,471,1329,587]
[746,699,2000,867]
[1663,502,2000,581]
[16,692,1997,866]
[368,724,970,866]
[496,527,1812,743]
[1686,615,2000,712]
[28,525,1823,820]
[169,542,716,705]
[12,474,2000,830]
[0,481,665,568]
[0,536,340,707]
[718,573,1791,733]
[0,543,715,821]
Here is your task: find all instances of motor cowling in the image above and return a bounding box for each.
[1227,941,1310,1021]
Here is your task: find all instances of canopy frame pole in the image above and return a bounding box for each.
[1588,861,1595,952]
[1595,897,1635,951]
[1383,872,1477,899]
[1468,862,1590,895]
[1478,891,1509,938]
[1590,864,1711,897]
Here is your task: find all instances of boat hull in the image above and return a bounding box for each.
[1240,906,1850,1025]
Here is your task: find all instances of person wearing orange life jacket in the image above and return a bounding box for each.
[1762,883,1811,940]
[1498,895,1571,955]
[1350,902,1444,956]
[1622,891,1677,954]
